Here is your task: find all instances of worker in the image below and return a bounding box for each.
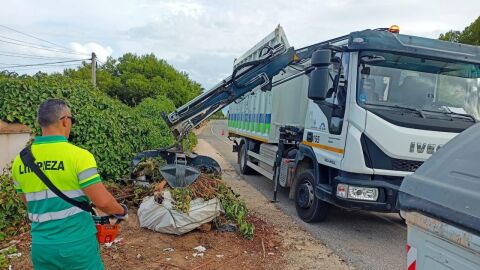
[11,99,127,270]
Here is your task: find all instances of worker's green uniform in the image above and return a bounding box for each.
[12,135,104,270]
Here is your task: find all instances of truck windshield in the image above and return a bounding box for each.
[357,51,480,120]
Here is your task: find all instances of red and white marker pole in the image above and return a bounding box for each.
[406,244,417,270]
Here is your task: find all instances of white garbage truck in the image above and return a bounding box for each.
[152,25,480,223]
[227,25,480,222]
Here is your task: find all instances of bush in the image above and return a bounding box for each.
[134,96,176,148]
[0,72,185,180]
[0,173,28,241]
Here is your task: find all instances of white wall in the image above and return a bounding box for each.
[0,133,30,172]
[0,121,31,172]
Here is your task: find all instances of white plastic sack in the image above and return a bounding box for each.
[137,190,221,235]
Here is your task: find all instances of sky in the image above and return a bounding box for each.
[0,0,478,89]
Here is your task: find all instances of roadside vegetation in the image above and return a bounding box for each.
[0,54,201,245]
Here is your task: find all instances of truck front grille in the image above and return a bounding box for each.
[391,159,423,172]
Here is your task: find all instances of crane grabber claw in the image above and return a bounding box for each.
[131,146,221,188]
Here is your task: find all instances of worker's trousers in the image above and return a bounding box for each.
[31,235,104,270]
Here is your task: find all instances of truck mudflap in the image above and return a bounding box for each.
[316,172,403,212]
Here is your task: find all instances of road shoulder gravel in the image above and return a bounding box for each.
[195,138,351,270]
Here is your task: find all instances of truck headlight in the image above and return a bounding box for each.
[348,186,378,201]
[336,184,379,201]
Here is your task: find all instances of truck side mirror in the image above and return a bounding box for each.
[311,49,331,67]
[308,49,331,101]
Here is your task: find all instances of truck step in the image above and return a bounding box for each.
[246,161,274,180]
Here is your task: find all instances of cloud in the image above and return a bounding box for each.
[162,1,204,17]
[0,0,478,87]
[70,42,113,62]
[120,0,479,88]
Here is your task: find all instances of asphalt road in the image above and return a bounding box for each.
[199,120,407,270]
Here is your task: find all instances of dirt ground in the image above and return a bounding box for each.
[4,131,350,270]
[193,138,350,270]
[7,211,285,270]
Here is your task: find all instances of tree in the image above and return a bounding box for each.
[458,16,480,45]
[64,60,121,96]
[64,53,203,107]
[439,30,461,42]
[439,16,480,45]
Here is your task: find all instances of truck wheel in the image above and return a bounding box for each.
[239,143,255,175]
[294,168,330,222]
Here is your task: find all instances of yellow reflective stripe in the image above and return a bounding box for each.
[28,206,84,223]
[79,175,101,188]
[25,189,85,202]
[79,174,100,185]
[301,141,345,154]
[77,168,98,181]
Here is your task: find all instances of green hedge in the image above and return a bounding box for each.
[0,72,182,180]
[0,173,28,240]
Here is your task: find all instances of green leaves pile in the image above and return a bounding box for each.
[170,182,255,240]
[171,188,193,214]
[216,183,255,240]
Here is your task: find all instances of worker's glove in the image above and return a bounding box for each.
[112,203,129,222]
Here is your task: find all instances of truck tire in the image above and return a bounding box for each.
[239,143,255,175]
[294,168,330,222]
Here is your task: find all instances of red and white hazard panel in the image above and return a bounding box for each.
[407,244,417,270]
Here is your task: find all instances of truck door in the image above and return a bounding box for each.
[304,51,349,169]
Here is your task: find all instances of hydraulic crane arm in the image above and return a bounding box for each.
[162,44,296,142]
[132,44,296,188]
